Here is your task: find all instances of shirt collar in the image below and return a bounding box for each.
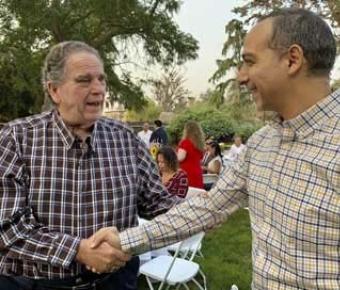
[52,109,98,151]
[269,89,339,138]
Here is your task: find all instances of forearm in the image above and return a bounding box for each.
[0,210,81,268]
[128,143,249,255]
[120,179,247,255]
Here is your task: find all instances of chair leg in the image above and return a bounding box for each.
[198,269,208,290]
[183,283,190,290]
[158,280,166,290]
[199,269,208,290]
[192,278,205,290]
[145,277,155,290]
[197,250,204,258]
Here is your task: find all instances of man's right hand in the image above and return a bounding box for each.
[76,236,130,274]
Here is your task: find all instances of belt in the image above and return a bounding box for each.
[31,271,110,289]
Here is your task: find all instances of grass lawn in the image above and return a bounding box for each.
[138,208,252,289]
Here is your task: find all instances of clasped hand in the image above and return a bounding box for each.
[76,227,131,274]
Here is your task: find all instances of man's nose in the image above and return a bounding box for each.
[91,78,106,94]
[237,65,248,86]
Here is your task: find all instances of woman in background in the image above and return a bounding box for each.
[157,146,188,198]
[177,121,205,188]
[202,141,223,175]
[201,136,214,170]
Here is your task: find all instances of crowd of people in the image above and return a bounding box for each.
[137,118,241,194]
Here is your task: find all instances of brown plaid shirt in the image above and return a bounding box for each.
[121,90,340,289]
[0,110,176,279]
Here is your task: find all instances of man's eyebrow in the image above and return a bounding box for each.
[75,73,91,78]
[74,73,107,79]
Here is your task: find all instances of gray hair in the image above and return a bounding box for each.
[41,41,103,101]
[260,8,336,77]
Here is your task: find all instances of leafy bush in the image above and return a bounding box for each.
[124,98,161,122]
[233,122,262,141]
[167,101,263,144]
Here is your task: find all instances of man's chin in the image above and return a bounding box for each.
[85,111,102,121]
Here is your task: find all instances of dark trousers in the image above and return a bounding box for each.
[0,257,139,290]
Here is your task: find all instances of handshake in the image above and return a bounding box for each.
[76,227,131,274]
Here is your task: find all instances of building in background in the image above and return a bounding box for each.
[103,94,126,121]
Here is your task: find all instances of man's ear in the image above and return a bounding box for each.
[286,44,305,76]
[47,81,60,104]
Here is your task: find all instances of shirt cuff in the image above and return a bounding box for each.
[48,234,81,268]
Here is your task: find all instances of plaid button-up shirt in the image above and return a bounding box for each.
[121,90,340,289]
[0,110,176,279]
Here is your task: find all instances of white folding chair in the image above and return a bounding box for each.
[139,233,207,290]
[167,232,205,260]
[167,232,207,288]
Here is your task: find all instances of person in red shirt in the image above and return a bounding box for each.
[177,121,205,188]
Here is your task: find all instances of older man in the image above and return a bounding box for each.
[0,41,177,289]
[137,122,153,148]
[95,8,339,290]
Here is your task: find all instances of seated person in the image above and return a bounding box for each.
[202,141,223,175]
[201,136,214,171]
[157,146,188,198]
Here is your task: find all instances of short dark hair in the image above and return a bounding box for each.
[154,120,162,127]
[261,8,336,76]
[157,146,178,172]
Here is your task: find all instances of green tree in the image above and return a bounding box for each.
[151,67,190,112]
[124,98,161,122]
[167,100,262,145]
[210,18,247,105]
[0,0,198,121]
[211,0,340,102]
[332,78,340,90]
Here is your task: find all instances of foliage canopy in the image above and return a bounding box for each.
[124,98,161,122]
[167,100,263,146]
[151,67,190,112]
[211,0,340,100]
[0,0,198,121]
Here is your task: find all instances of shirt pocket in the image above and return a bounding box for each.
[101,174,138,226]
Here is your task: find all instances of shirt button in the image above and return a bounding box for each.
[76,277,83,283]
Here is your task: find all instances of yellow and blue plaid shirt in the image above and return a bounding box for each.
[121,90,340,289]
